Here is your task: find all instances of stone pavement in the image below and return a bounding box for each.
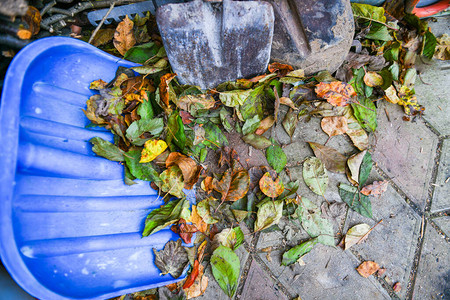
[195,17,450,300]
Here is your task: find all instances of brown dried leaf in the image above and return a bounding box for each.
[171,219,198,244]
[166,152,202,189]
[268,62,294,76]
[159,73,177,112]
[255,116,275,135]
[201,176,214,194]
[248,166,271,192]
[92,28,115,47]
[279,97,296,109]
[356,261,380,278]
[308,142,347,173]
[363,72,384,87]
[189,205,208,234]
[22,6,41,36]
[113,15,136,56]
[259,172,284,198]
[320,116,348,137]
[315,81,356,107]
[360,180,389,196]
[212,168,250,202]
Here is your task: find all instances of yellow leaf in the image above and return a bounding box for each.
[384,85,399,104]
[89,79,107,90]
[140,140,168,163]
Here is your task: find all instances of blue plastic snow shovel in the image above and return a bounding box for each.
[0,37,191,300]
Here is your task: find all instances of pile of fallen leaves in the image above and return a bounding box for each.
[84,5,437,300]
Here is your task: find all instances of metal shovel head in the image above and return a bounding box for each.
[156,0,274,89]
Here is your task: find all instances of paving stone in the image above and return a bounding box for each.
[373,101,438,211]
[431,139,450,213]
[346,181,421,299]
[413,223,450,299]
[258,246,390,300]
[433,216,450,238]
[256,216,310,250]
[239,260,288,300]
[196,246,249,300]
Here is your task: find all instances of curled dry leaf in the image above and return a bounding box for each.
[344,223,371,250]
[361,180,389,196]
[171,219,198,244]
[255,115,275,135]
[268,62,294,75]
[279,97,296,109]
[363,71,384,87]
[315,81,357,107]
[113,15,136,56]
[259,172,284,198]
[384,85,400,104]
[21,6,41,38]
[184,263,208,299]
[356,261,380,278]
[159,73,177,112]
[201,176,213,194]
[166,152,202,189]
[321,116,348,137]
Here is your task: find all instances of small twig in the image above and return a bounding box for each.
[48,7,74,16]
[418,72,432,85]
[356,219,383,244]
[420,215,425,239]
[89,3,115,44]
[384,108,391,122]
[40,0,57,17]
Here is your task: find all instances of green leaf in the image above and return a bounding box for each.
[203,121,228,149]
[242,115,261,136]
[89,137,124,161]
[351,97,377,132]
[124,164,137,185]
[166,112,186,151]
[389,62,400,81]
[220,107,233,133]
[156,165,185,198]
[379,68,393,90]
[359,151,373,186]
[197,198,219,224]
[238,85,265,120]
[282,238,318,266]
[339,183,372,218]
[211,246,240,298]
[137,98,154,120]
[153,239,189,279]
[351,3,387,23]
[242,134,272,149]
[384,42,400,62]
[126,118,164,146]
[124,150,160,182]
[254,198,283,232]
[266,144,287,173]
[123,42,159,64]
[282,109,299,138]
[143,198,190,237]
[219,89,253,108]
[297,198,334,246]
[365,23,392,42]
[302,157,328,196]
[422,30,437,60]
[213,227,244,250]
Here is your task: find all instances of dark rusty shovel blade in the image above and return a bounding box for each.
[156,0,274,89]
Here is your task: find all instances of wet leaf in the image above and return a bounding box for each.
[339,183,372,218]
[356,261,380,278]
[308,142,346,173]
[266,144,287,173]
[153,240,189,279]
[197,198,219,224]
[297,198,334,246]
[315,81,356,107]
[303,157,328,196]
[254,198,283,231]
[125,150,160,182]
[166,152,202,189]
[363,72,384,87]
[344,223,371,250]
[242,115,261,136]
[352,97,377,132]
[282,108,299,137]
[143,198,190,236]
[212,168,250,202]
[255,116,275,135]
[113,15,136,56]
[140,139,168,163]
[361,180,389,196]
[171,219,198,244]
[219,89,253,108]
[282,238,318,266]
[259,172,284,198]
[89,137,124,161]
[242,134,272,149]
[321,116,348,137]
[157,165,185,198]
[212,227,244,251]
[211,246,240,298]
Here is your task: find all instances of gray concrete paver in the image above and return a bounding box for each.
[413,223,450,300]
[373,101,438,211]
[432,216,450,238]
[431,139,450,213]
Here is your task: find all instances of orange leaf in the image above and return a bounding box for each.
[259,172,284,198]
[268,62,294,75]
[113,15,136,56]
[356,261,380,278]
[159,73,177,112]
[360,180,389,196]
[17,29,32,40]
[166,152,202,189]
[183,260,200,289]
[315,81,356,107]
[201,176,214,194]
[184,264,208,299]
[189,205,208,233]
[22,6,41,36]
[212,168,250,202]
[321,116,348,137]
